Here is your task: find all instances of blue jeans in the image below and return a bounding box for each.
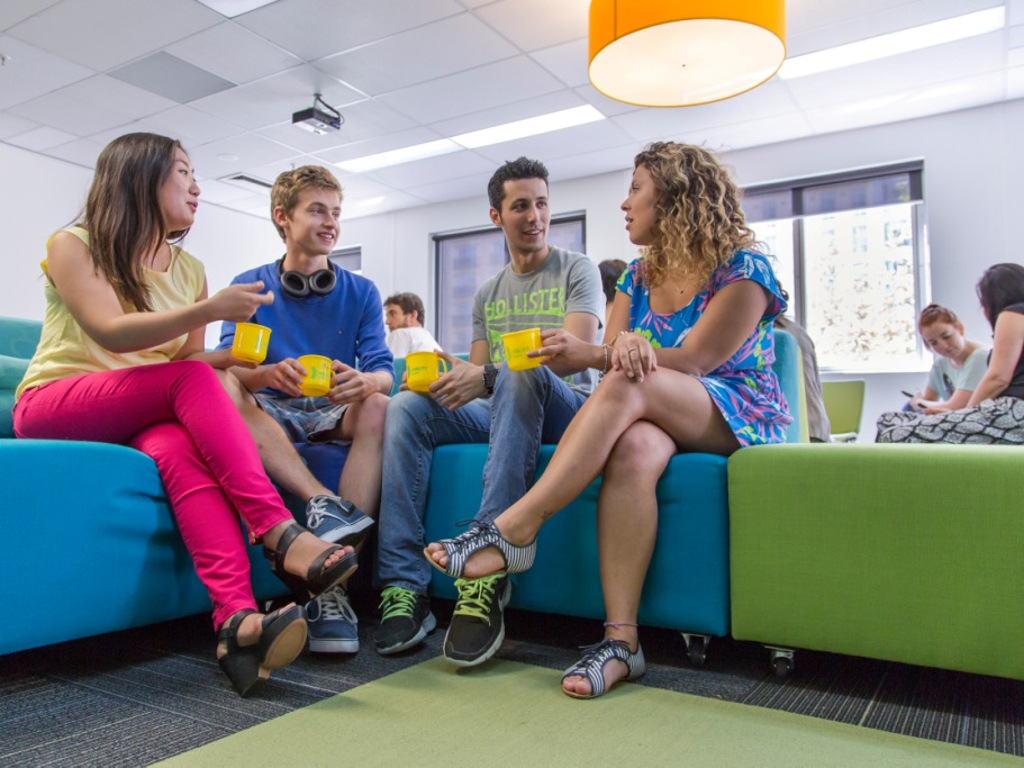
[376,365,589,594]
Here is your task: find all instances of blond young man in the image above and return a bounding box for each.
[218,166,393,655]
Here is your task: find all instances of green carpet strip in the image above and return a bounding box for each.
[156,657,1020,767]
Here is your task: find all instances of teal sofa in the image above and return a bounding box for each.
[2,315,800,664]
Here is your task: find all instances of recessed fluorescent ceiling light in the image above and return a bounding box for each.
[195,0,278,17]
[337,105,605,173]
[452,105,604,148]
[778,7,1005,80]
[337,139,461,173]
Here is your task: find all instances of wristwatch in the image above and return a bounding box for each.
[482,363,497,397]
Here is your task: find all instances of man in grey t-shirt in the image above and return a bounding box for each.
[374,157,603,665]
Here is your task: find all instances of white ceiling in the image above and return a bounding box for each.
[1,0,1022,220]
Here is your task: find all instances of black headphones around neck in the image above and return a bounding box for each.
[277,258,337,298]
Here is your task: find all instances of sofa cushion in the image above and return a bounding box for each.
[0,354,30,438]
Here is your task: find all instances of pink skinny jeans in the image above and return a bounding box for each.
[14,360,292,629]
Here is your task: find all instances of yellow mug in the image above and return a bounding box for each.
[406,351,450,393]
[232,322,271,363]
[502,327,542,371]
[298,354,333,397]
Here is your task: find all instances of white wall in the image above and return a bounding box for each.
[4,98,1023,434]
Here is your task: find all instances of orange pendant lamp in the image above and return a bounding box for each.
[588,0,786,107]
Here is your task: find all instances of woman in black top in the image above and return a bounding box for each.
[877,262,1024,443]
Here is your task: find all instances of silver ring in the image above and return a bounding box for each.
[628,347,638,356]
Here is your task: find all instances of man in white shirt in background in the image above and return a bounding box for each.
[384,292,442,357]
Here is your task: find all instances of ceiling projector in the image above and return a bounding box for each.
[292,94,343,134]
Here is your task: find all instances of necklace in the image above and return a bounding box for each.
[669,275,686,294]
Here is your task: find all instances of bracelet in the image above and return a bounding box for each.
[601,344,610,374]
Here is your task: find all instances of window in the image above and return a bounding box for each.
[433,215,585,352]
[743,164,926,371]
[329,245,361,274]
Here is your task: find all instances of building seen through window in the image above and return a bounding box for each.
[743,164,926,371]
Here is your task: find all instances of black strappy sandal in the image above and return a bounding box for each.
[263,522,358,600]
[217,605,309,697]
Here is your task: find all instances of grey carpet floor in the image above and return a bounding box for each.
[2,596,1022,767]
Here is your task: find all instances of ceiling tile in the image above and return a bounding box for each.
[7,0,221,71]
[189,65,364,131]
[0,110,36,139]
[572,85,646,118]
[544,144,636,185]
[0,34,93,110]
[473,0,589,52]
[186,132,300,178]
[404,174,485,204]
[343,190,429,219]
[138,105,246,148]
[802,71,1005,134]
[1008,66,1024,98]
[165,21,302,85]
[9,91,137,137]
[0,0,61,30]
[228,155,316,187]
[316,13,518,96]
[237,0,462,61]
[109,52,235,103]
[530,38,589,89]
[701,114,816,153]
[42,137,106,168]
[379,55,565,124]
[61,75,179,119]
[1011,0,1024,25]
[6,125,79,150]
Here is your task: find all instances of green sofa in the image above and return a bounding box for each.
[728,443,1024,680]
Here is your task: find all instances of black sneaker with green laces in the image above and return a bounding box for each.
[443,574,511,667]
[374,586,436,655]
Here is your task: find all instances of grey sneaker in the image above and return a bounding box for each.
[306,585,359,654]
[443,574,511,667]
[374,586,436,655]
[305,494,374,546]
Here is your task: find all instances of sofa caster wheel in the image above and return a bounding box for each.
[767,646,794,678]
[682,632,709,666]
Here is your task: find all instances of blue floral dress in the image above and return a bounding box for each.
[616,249,791,446]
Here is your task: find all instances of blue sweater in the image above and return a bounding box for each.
[217,261,393,394]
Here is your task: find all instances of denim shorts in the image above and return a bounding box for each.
[254,392,350,444]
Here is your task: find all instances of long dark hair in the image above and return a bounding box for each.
[81,133,189,311]
[976,263,1024,328]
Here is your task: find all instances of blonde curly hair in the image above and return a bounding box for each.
[633,142,759,289]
